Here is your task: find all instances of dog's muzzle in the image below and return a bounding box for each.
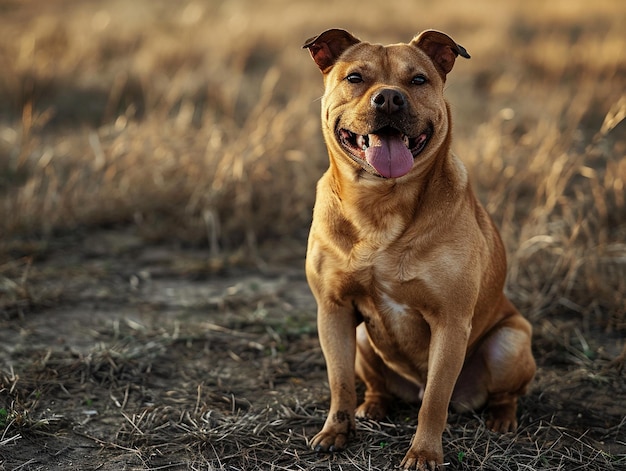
[337,125,432,178]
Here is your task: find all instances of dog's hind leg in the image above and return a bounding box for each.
[355,323,422,420]
[452,298,535,432]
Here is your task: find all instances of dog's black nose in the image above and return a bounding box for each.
[371,88,406,114]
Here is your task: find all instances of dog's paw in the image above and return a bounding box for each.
[310,413,355,453]
[400,436,444,471]
[487,414,518,433]
[486,401,518,433]
[355,398,387,421]
[310,429,350,453]
[400,449,443,471]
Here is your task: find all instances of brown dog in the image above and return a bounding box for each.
[303,29,536,470]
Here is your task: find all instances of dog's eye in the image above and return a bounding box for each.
[411,74,427,85]
[346,73,364,84]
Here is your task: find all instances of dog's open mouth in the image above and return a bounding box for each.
[337,126,431,178]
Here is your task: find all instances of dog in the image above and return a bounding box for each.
[302,29,536,470]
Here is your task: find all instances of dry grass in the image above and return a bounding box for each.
[1,0,625,469]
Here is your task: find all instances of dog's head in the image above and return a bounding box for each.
[303,29,469,179]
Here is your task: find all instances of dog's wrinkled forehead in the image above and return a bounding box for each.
[331,43,435,78]
[303,28,470,79]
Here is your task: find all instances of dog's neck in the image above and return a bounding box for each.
[323,155,464,253]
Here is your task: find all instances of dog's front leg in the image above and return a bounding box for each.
[401,321,470,471]
[311,303,358,452]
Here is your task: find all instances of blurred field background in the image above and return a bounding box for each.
[0,0,625,469]
[1,0,625,324]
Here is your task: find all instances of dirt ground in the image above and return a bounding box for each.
[1,230,624,470]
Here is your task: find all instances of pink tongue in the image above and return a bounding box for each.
[365,134,413,178]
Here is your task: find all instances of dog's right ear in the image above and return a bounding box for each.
[303,29,360,73]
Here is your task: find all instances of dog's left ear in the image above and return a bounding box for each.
[411,30,470,78]
[303,29,361,73]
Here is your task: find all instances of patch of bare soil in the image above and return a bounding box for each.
[1,230,625,470]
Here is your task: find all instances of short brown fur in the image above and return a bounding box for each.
[303,29,535,470]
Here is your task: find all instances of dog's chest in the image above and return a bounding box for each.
[356,289,431,381]
[350,246,438,377]
[377,291,410,317]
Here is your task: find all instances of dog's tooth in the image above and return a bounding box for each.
[403,135,410,148]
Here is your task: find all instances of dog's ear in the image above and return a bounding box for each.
[303,29,361,73]
[411,30,470,78]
